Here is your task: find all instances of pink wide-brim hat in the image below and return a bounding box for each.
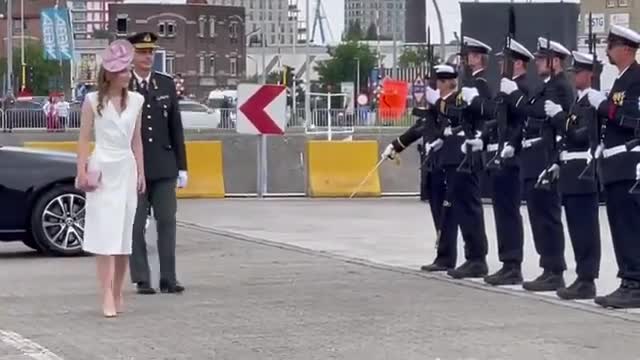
[100,40,134,73]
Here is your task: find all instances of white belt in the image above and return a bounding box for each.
[603,144,640,158]
[522,137,542,148]
[559,150,590,161]
[487,142,508,152]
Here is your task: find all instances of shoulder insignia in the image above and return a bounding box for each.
[154,71,174,79]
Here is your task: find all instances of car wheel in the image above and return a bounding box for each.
[30,184,86,256]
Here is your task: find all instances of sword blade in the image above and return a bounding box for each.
[349,157,386,199]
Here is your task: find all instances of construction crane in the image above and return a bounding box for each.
[310,0,333,44]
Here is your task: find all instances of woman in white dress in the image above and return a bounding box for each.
[76,40,146,318]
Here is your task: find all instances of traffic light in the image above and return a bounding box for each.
[282,65,294,88]
[27,66,34,89]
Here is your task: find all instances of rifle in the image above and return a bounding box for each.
[485,6,516,170]
[456,19,474,173]
[578,12,602,182]
[535,34,560,191]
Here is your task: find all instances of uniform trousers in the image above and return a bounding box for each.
[427,168,457,267]
[563,192,601,280]
[130,178,178,284]
[490,165,524,265]
[605,180,640,281]
[437,166,488,263]
[522,179,566,273]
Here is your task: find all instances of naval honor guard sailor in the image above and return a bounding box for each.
[585,25,640,309]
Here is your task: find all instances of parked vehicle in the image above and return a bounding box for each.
[0,146,85,256]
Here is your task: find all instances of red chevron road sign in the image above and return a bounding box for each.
[237,84,287,135]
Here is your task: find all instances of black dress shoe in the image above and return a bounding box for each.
[595,279,640,309]
[447,259,488,279]
[522,270,565,292]
[556,278,596,300]
[136,282,156,295]
[420,262,452,272]
[160,279,185,294]
[484,265,523,286]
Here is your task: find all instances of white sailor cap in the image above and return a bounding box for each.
[568,51,602,73]
[434,64,457,80]
[499,39,535,62]
[462,36,492,54]
[608,24,640,48]
[534,37,571,59]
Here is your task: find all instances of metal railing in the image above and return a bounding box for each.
[1,107,417,132]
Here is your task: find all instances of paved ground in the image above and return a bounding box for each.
[177,198,633,309]
[2,198,640,359]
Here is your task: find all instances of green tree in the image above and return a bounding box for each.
[398,46,441,67]
[0,41,68,96]
[343,20,363,41]
[314,41,377,92]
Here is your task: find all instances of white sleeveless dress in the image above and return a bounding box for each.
[82,91,145,255]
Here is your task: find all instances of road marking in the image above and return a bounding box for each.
[0,330,63,360]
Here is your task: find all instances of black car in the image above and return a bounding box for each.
[0,145,85,256]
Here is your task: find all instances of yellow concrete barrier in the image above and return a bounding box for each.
[306,140,381,197]
[176,141,225,199]
[23,140,225,199]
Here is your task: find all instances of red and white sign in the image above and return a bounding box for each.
[237,84,287,135]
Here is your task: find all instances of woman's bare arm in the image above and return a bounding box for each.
[76,98,95,176]
[131,107,145,178]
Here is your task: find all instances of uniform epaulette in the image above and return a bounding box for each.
[154,71,173,79]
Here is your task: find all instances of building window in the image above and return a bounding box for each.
[199,16,206,37]
[606,0,617,7]
[209,16,216,37]
[230,58,237,76]
[618,0,629,6]
[116,16,128,35]
[158,20,177,37]
[209,56,216,75]
[230,22,239,43]
[166,57,175,75]
[199,55,205,74]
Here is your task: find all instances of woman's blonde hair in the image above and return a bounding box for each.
[95,67,128,116]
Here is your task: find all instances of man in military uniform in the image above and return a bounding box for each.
[585,25,640,308]
[416,64,489,279]
[544,51,603,300]
[474,39,533,286]
[500,37,573,292]
[127,32,188,295]
[381,70,454,272]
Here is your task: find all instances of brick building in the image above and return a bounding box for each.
[0,0,57,54]
[108,3,246,99]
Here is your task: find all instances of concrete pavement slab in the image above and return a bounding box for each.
[2,226,640,359]
[176,198,639,317]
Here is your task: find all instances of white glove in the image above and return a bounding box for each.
[460,87,479,104]
[500,145,515,159]
[443,126,453,137]
[587,89,606,109]
[429,138,444,153]
[426,87,440,105]
[177,170,188,188]
[636,163,640,181]
[382,144,396,159]
[537,164,560,185]
[461,138,483,154]
[544,100,563,118]
[500,78,518,95]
